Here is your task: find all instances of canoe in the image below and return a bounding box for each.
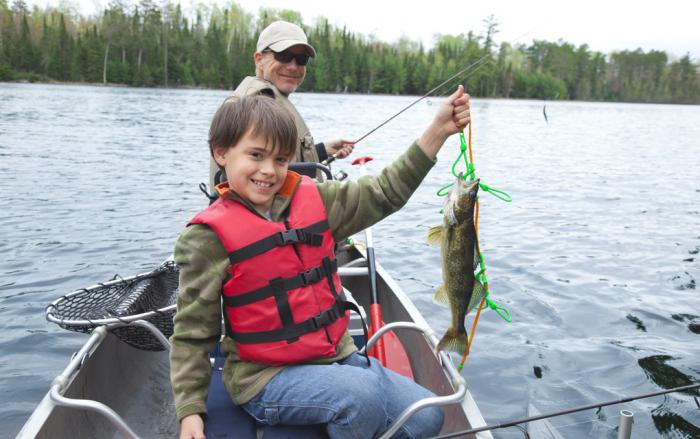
[17,244,493,439]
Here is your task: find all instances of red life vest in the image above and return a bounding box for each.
[189,172,352,366]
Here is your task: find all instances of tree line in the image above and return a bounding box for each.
[1,0,698,104]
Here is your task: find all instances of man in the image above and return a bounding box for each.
[210,20,354,187]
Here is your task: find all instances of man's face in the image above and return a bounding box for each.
[255,45,309,96]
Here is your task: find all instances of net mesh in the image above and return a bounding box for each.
[46,261,179,351]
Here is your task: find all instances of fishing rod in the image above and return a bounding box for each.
[320,27,546,166]
[431,382,700,438]
[320,25,548,167]
[320,51,494,167]
[355,54,492,145]
[345,26,542,150]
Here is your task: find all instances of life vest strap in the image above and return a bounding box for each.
[227,220,329,264]
[230,299,352,345]
[222,259,338,308]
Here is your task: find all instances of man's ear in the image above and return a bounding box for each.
[254,52,263,74]
[212,144,228,168]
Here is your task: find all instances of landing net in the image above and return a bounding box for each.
[45,260,178,351]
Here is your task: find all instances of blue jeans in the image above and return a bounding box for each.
[241,352,444,439]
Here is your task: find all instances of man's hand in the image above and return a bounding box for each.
[180,414,206,439]
[324,139,355,159]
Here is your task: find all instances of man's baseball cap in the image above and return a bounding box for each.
[256,21,316,57]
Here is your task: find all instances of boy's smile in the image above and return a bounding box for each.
[214,130,290,214]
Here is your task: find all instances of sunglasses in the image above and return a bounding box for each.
[263,49,310,66]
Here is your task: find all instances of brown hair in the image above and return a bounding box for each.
[208,95,297,161]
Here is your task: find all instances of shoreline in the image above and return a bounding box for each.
[2,78,698,106]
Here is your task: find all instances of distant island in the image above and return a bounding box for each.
[1,0,698,104]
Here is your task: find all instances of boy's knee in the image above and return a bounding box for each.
[404,405,444,438]
[425,405,444,435]
[350,383,385,412]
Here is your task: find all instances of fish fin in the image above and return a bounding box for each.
[468,280,487,312]
[433,285,449,306]
[473,243,480,271]
[426,226,444,246]
[437,327,469,353]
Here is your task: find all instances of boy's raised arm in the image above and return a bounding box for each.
[319,86,471,241]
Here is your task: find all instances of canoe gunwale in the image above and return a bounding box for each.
[19,248,493,439]
[352,246,492,438]
[362,321,468,439]
[36,320,172,439]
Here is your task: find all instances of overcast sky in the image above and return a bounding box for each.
[25,0,700,59]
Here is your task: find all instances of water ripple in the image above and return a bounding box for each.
[2,84,699,437]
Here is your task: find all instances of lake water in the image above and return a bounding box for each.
[1,82,699,438]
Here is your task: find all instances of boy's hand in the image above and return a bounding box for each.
[440,85,470,136]
[180,414,206,439]
[418,85,471,159]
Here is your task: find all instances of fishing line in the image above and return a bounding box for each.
[438,119,510,373]
[431,382,700,439]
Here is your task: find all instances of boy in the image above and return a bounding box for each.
[171,86,470,439]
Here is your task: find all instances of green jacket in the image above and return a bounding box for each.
[171,141,435,421]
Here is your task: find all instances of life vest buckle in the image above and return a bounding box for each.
[310,305,343,330]
[275,228,324,247]
[276,229,303,245]
[299,266,323,286]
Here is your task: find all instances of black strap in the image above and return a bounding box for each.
[223,259,338,308]
[199,182,218,204]
[270,277,298,343]
[228,220,329,264]
[321,257,341,300]
[230,299,353,344]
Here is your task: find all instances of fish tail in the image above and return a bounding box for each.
[437,326,469,353]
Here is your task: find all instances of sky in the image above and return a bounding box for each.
[24,0,700,59]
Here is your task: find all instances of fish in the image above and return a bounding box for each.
[427,176,486,353]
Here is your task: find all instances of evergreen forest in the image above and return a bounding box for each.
[1,0,698,104]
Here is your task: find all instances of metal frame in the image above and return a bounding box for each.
[26,252,491,439]
[366,254,492,438]
[43,321,171,439]
[342,252,490,439]
[359,322,468,439]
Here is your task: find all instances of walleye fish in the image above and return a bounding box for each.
[427,176,486,353]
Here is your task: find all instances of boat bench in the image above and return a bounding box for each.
[205,368,327,439]
[204,291,368,438]
[204,336,366,439]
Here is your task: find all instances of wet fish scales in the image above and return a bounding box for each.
[427,177,485,353]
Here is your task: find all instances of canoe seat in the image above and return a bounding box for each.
[204,292,366,438]
[205,368,328,439]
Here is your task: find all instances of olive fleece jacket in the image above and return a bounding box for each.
[170,141,435,421]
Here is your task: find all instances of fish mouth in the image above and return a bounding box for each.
[443,178,480,225]
[444,199,459,226]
